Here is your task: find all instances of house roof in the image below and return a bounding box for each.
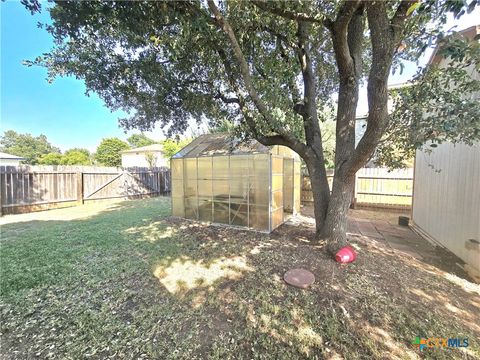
[428,25,480,65]
[121,144,164,154]
[0,152,25,160]
[172,133,273,159]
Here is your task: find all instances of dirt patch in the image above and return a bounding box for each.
[172,213,480,358]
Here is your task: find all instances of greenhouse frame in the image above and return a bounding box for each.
[171,133,301,232]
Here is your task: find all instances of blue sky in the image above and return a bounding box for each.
[1,1,142,152]
[1,2,478,152]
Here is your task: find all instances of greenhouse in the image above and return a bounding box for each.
[171,133,301,232]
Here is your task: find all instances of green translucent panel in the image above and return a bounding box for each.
[283,159,294,213]
[271,208,283,230]
[249,205,269,231]
[213,180,229,202]
[171,159,184,179]
[197,179,212,197]
[272,175,283,191]
[184,196,198,219]
[284,158,293,175]
[171,179,184,198]
[272,190,283,210]
[230,202,248,226]
[172,197,184,217]
[294,161,301,175]
[277,145,295,157]
[272,157,283,175]
[248,180,269,205]
[212,156,229,179]
[185,158,197,179]
[253,154,269,180]
[197,157,212,180]
[248,155,255,176]
[213,201,229,224]
[184,177,197,197]
[230,179,249,203]
[198,197,212,222]
[294,162,301,213]
[229,155,249,178]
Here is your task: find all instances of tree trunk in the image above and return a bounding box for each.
[305,158,331,234]
[318,172,356,254]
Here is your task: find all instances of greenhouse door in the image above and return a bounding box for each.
[283,158,294,214]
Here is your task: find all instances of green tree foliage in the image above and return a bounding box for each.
[144,152,158,168]
[319,120,336,169]
[61,148,92,165]
[38,148,92,165]
[208,119,236,134]
[94,138,130,167]
[127,133,157,148]
[377,36,480,169]
[161,139,191,159]
[22,0,478,250]
[0,130,60,164]
[38,152,63,165]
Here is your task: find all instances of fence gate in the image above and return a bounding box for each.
[0,165,171,215]
[83,169,170,201]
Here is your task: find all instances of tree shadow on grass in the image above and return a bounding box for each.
[0,197,479,359]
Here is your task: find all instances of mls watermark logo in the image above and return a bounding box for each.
[412,336,469,351]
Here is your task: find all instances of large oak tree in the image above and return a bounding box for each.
[24,0,479,252]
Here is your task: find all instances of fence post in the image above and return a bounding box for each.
[76,172,84,205]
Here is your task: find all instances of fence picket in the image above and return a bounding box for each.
[0,165,171,215]
[302,167,413,210]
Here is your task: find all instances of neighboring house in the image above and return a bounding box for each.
[411,25,480,280]
[0,152,25,166]
[355,115,368,147]
[121,144,167,168]
[355,83,411,168]
[355,115,376,168]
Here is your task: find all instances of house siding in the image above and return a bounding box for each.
[412,142,480,275]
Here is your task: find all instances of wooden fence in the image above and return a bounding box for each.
[302,167,413,210]
[0,165,170,215]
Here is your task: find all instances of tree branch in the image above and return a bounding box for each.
[391,0,416,42]
[240,109,309,157]
[346,1,403,175]
[207,0,308,157]
[296,21,322,152]
[215,91,240,104]
[328,1,365,176]
[261,25,299,50]
[252,0,326,24]
[329,0,362,77]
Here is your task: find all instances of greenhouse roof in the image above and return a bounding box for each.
[172,133,271,159]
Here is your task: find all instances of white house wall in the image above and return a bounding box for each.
[121,153,168,168]
[412,142,480,274]
[0,159,23,166]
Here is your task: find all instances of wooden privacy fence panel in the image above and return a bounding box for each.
[355,168,413,208]
[0,165,170,215]
[0,168,78,207]
[301,169,333,204]
[302,167,413,209]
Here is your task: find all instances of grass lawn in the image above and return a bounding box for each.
[1,197,479,359]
